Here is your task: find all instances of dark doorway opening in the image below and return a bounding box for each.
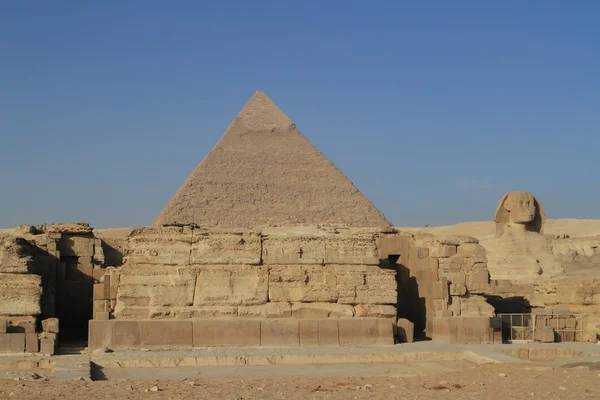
[55,256,93,342]
[390,254,427,340]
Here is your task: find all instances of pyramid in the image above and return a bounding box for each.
[153,91,390,228]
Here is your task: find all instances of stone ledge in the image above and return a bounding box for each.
[89,318,395,351]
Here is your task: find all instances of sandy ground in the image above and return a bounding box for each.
[1,363,599,400]
[398,218,600,239]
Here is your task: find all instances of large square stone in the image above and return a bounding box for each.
[88,320,113,351]
[338,319,393,346]
[0,333,25,353]
[193,320,261,347]
[113,321,141,349]
[261,320,299,347]
[141,321,193,347]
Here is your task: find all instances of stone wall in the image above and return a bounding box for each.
[93,227,398,323]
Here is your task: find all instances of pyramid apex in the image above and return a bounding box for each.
[232,91,294,133]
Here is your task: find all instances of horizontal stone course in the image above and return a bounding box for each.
[88,318,394,351]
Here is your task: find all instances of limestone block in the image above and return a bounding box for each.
[460,296,495,317]
[338,319,394,346]
[193,320,261,347]
[126,227,193,265]
[93,238,105,265]
[261,320,299,347]
[194,265,267,306]
[299,320,340,346]
[448,297,461,316]
[457,244,488,263]
[268,265,337,302]
[298,320,319,346]
[432,278,449,300]
[324,236,379,265]
[446,272,466,284]
[237,303,291,318]
[93,283,105,300]
[438,256,462,273]
[0,274,41,315]
[96,312,110,320]
[429,243,457,258]
[189,229,261,265]
[14,319,35,333]
[0,333,26,353]
[25,333,39,353]
[396,318,414,343]
[113,321,141,348]
[0,237,35,273]
[0,319,6,334]
[57,235,95,257]
[450,283,467,296]
[376,235,411,259]
[140,320,193,347]
[468,269,490,286]
[353,304,397,318]
[535,327,555,343]
[115,265,197,312]
[46,223,93,234]
[88,320,113,351]
[92,267,105,282]
[291,303,355,318]
[336,265,397,304]
[439,236,479,245]
[262,236,326,264]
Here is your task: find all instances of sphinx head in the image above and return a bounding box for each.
[494,191,546,236]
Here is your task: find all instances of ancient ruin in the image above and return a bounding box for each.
[486,191,565,282]
[1,92,599,360]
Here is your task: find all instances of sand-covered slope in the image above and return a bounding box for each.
[398,219,600,239]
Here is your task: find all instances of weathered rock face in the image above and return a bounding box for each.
[484,232,565,282]
[0,274,42,315]
[153,91,390,228]
[103,226,398,321]
[0,237,35,274]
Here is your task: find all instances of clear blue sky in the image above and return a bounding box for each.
[1,1,598,228]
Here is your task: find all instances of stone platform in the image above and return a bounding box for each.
[89,318,395,351]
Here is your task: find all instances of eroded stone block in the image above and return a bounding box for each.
[262,236,326,265]
[269,266,337,302]
[291,303,354,318]
[397,318,414,343]
[194,265,267,306]
[237,303,291,318]
[0,274,41,316]
[190,230,261,265]
[353,304,396,318]
[126,227,193,265]
[335,266,396,304]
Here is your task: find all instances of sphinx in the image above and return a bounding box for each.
[484,191,564,282]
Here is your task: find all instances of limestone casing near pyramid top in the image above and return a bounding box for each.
[153,91,391,228]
